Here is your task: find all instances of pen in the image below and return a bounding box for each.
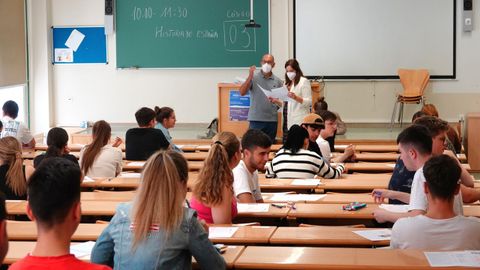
[271,203,285,209]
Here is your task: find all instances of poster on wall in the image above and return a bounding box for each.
[229,90,250,121]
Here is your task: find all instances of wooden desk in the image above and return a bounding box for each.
[123,160,204,172]
[262,193,374,204]
[7,221,108,241]
[270,226,389,247]
[335,144,399,153]
[7,200,121,216]
[209,226,276,245]
[81,191,135,201]
[333,152,467,163]
[344,162,396,173]
[5,241,243,268]
[235,246,456,269]
[257,178,320,192]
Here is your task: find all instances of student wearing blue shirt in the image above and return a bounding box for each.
[154,106,182,152]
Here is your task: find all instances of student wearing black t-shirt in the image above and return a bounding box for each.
[300,113,324,157]
[34,127,78,168]
[125,107,169,161]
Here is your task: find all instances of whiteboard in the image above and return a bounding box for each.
[294,0,456,79]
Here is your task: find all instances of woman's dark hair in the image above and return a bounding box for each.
[154,106,174,125]
[283,125,308,154]
[284,59,303,86]
[81,120,112,176]
[45,128,69,158]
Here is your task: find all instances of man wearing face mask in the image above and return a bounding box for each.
[239,54,283,143]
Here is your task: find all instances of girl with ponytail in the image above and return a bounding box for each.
[33,127,78,168]
[0,137,33,199]
[190,132,241,224]
[91,150,226,269]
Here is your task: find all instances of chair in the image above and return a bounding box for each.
[390,69,429,130]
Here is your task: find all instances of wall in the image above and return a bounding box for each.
[28,0,480,133]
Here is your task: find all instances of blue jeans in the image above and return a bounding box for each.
[249,121,277,143]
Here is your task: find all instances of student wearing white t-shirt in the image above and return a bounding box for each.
[315,110,355,164]
[233,129,272,203]
[372,117,474,223]
[1,101,35,148]
[391,155,480,250]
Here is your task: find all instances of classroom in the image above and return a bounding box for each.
[0,0,480,269]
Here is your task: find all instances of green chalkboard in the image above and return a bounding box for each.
[115,0,269,68]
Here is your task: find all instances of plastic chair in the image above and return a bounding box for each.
[390,69,429,130]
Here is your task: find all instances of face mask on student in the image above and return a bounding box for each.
[261,63,272,73]
[286,72,296,80]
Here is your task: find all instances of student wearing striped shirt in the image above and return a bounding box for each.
[267,125,345,179]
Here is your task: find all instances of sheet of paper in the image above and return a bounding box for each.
[258,84,290,102]
[54,48,73,62]
[82,176,94,183]
[269,194,326,202]
[128,161,146,167]
[119,172,141,178]
[425,251,480,267]
[70,241,96,258]
[209,227,239,238]
[65,29,85,52]
[379,204,409,213]
[385,164,396,168]
[353,229,391,241]
[291,179,321,186]
[237,203,270,213]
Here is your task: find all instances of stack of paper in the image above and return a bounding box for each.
[291,179,321,186]
[209,227,239,238]
[379,204,409,213]
[269,194,326,202]
[352,229,392,241]
[119,172,141,178]
[237,203,270,213]
[128,161,145,167]
[70,241,96,258]
[425,251,480,267]
[82,176,95,183]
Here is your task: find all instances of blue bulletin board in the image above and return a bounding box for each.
[229,90,250,121]
[52,26,107,64]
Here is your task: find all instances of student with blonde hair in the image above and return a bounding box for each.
[190,132,241,224]
[0,136,33,200]
[91,150,225,269]
[80,121,123,178]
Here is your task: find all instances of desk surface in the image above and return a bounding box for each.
[263,193,375,204]
[7,221,108,241]
[335,144,399,153]
[270,226,389,246]
[234,246,457,270]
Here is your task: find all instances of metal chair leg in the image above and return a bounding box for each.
[390,98,399,131]
[399,102,404,127]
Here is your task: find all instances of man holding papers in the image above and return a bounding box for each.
[390,155,480,250]
[233,129,272,203]
[239,54,283,142]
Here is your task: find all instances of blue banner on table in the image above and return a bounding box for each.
[52,26,107,64]
[229,90,250,121]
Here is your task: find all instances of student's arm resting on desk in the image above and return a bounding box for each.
[237,192,263,203]
[373,208,424,223]
[239,66,256,96]
[371,189,410,204]
[211,187,234,224]
[188,213,227,269]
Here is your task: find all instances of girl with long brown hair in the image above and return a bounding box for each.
[33,127,78,168]
[91,150,225,269]
[0,137,33,199]
[190,132,241,224]
[79,120,123,178]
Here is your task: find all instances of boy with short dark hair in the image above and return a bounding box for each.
[1,100,35,148]
[125,107,169,160]
[315,110,355,163]
[391,155,480,250]
[233,129,272,203]
[9,158,111,270]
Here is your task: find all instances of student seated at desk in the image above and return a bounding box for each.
[190,132,241,224]
[9,158,110,270]
[391,155,480,250]
[154,106,182,152]
[34,127,78,168]
[267,125,344,179]
[461,185,480,203]
[91,151,225,269]
[233,129,272,203]
[300,113,324,157]
[1,100,35,148]
[421,104,461,153]
[125,107,169,161]
[0,137,33,200]
[0,193,8,264]
[80,121,123,178]
[313,97,346,152]
[315,110,355,164]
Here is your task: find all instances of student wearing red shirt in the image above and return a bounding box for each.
[9,158,110,270]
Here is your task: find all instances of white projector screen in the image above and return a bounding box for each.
[294,0,456,79]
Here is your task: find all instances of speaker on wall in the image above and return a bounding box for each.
[463,0,473,32]
[105,0,114,35]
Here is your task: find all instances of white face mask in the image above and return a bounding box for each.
[261,63,272,73]
[286,71,296,80]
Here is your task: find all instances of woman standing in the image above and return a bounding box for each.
[284,59,312,130]
[79,120,123,178]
